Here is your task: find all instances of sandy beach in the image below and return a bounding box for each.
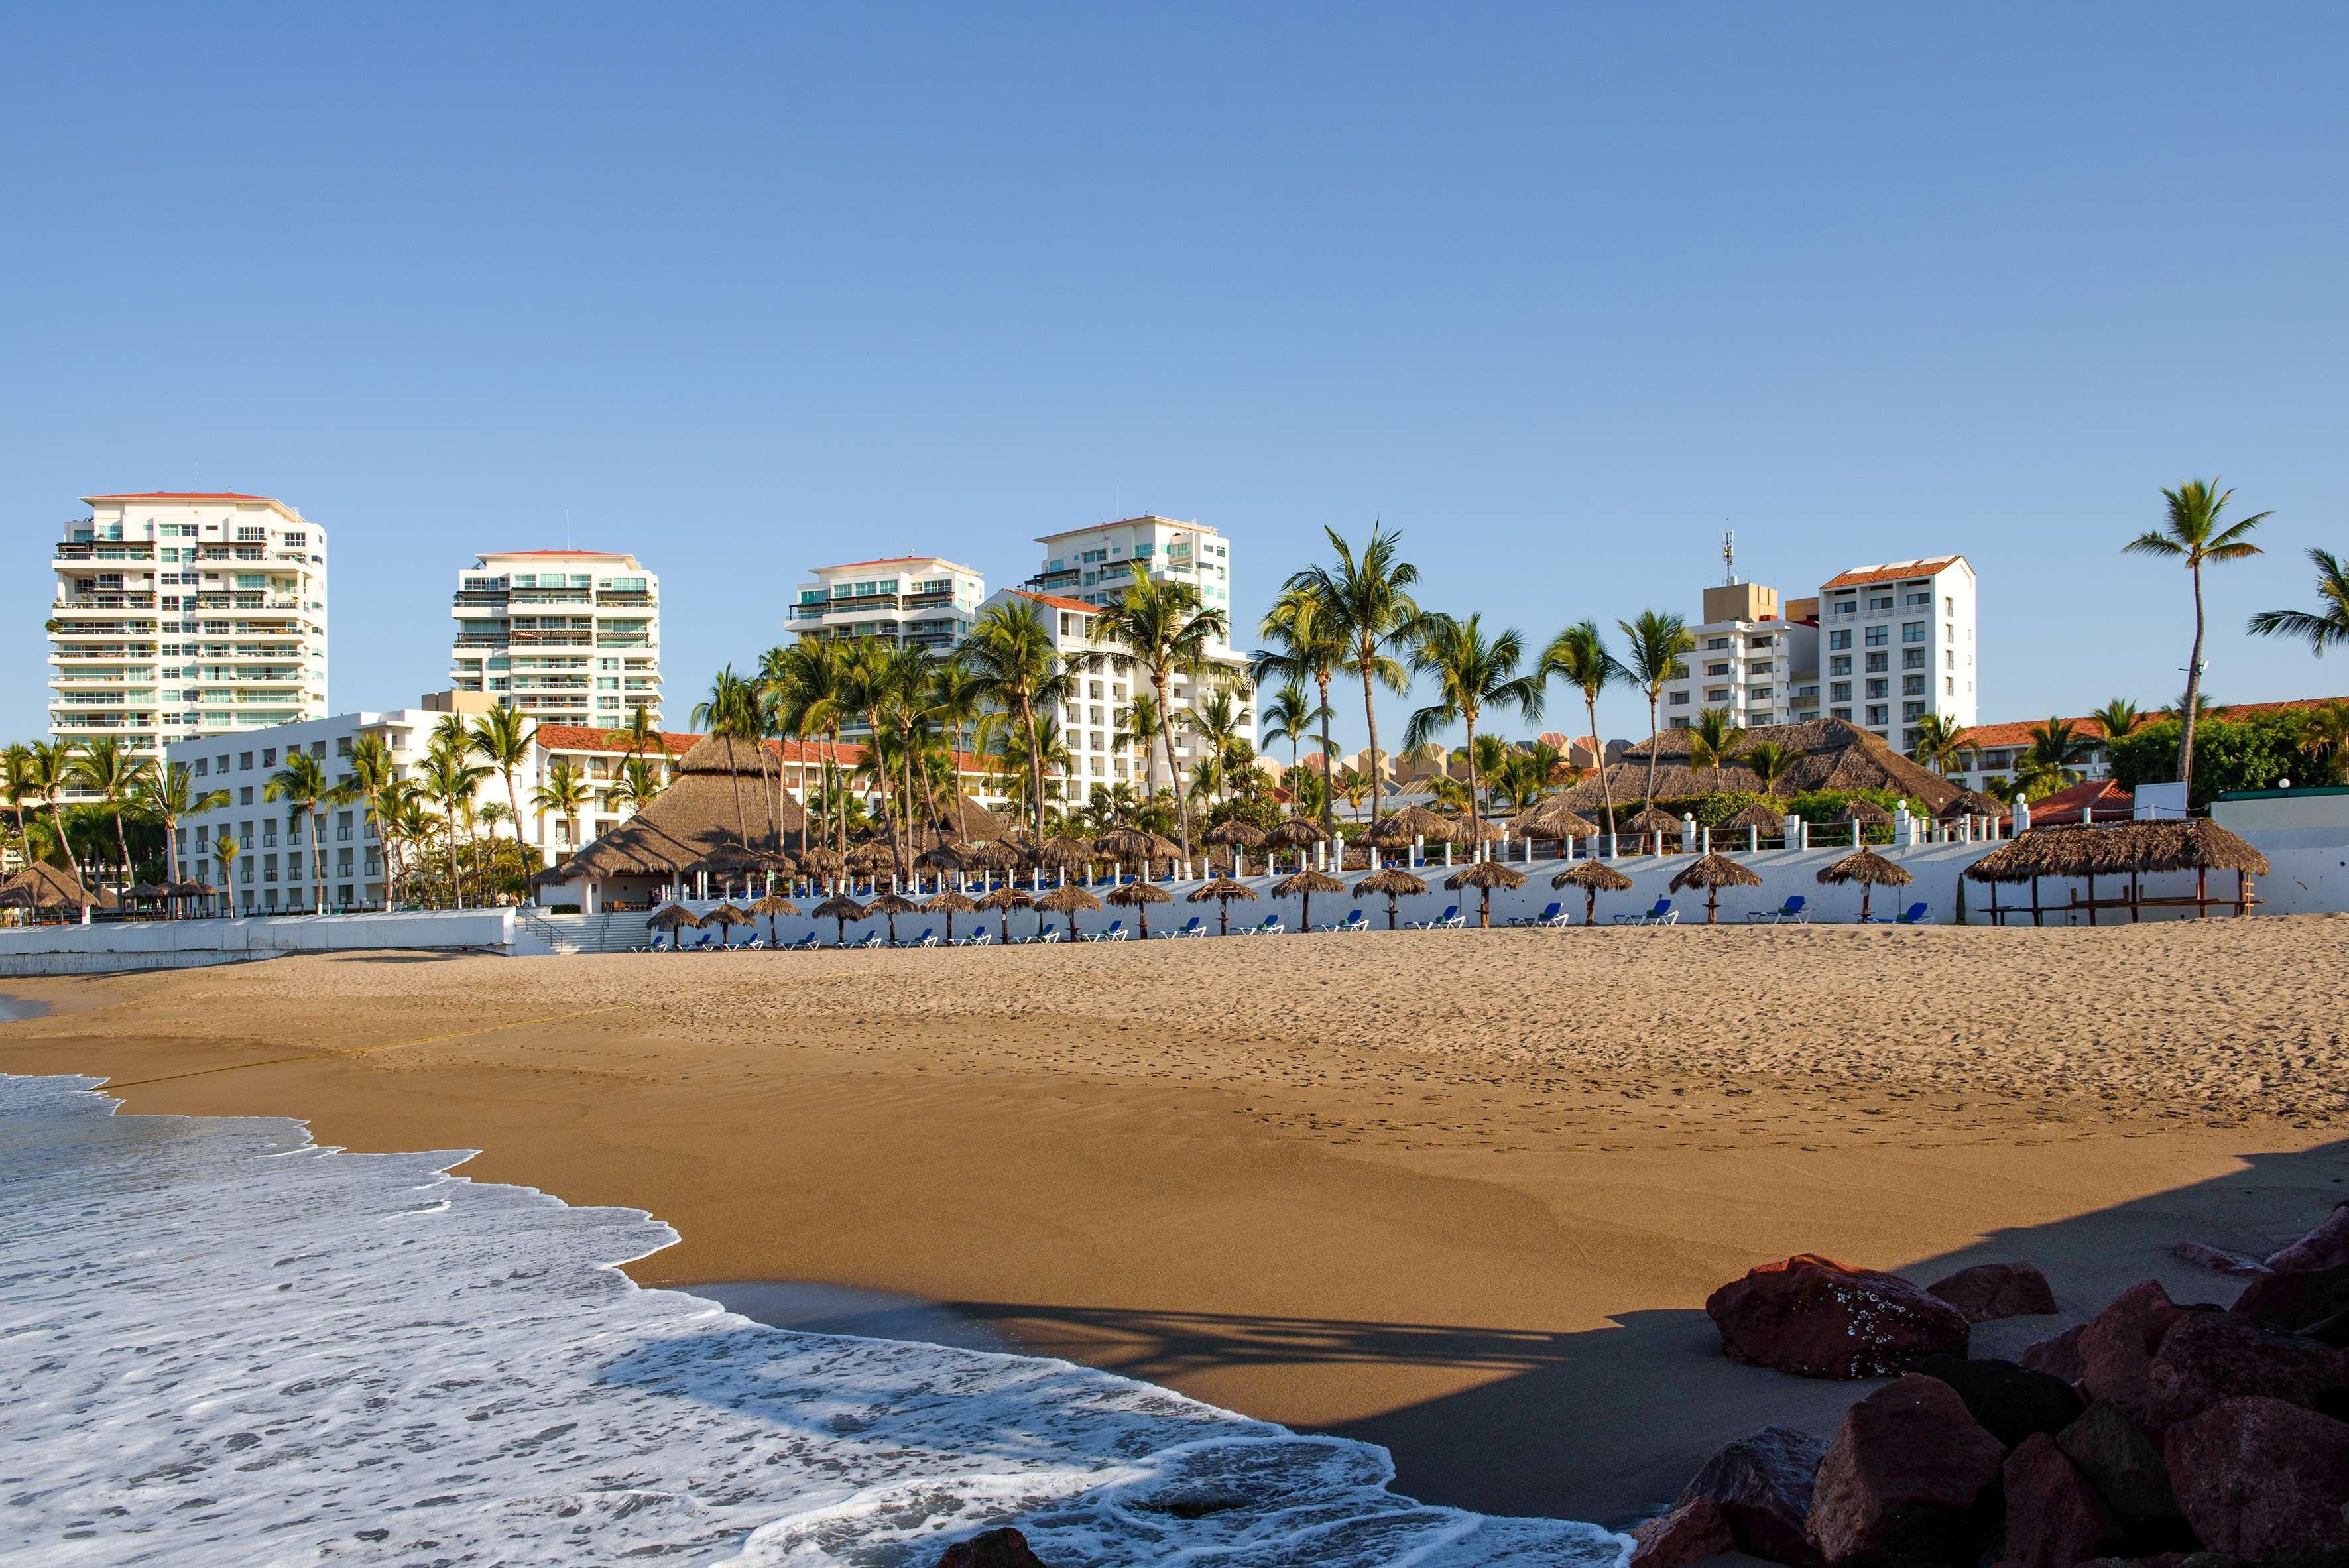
[6,918,2345,1529]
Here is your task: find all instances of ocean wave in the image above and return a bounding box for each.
[0,1074,1626,1567]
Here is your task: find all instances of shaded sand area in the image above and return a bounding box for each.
[5,917,2346,1529]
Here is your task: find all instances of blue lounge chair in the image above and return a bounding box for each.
[912,928,937,947]
[1510,902,1566,928]
[847,930,882,949]
[1409,905,1461,930]
[1748,896,1808,925]
[1158,915,1205,939]
[1241,915,1283,935]
[788,932,819,951]
[953,928,992,945]
[1891,902,1933,926]
[1616,898,1674,926]
[1082,920,1126,943]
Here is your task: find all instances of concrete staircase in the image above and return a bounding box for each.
[512,910,646,955]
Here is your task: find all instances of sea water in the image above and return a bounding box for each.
[0,1075,1626,1566]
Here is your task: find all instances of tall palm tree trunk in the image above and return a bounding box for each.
[1019,694,1046,843]
[723,737,749,848]
[1360,664,1384,826]
[1644,695,1663,810]
[1462,713,1482,855]
[47,797,82,886]
[112,807,132,893]
[444,805,462,908]
[1155,673,1191,859]
[1315,672,1335,831]
[1585,691,1617,835]
[2181,562,2206,804]
[311,806,327,912]
[503,768,523,854]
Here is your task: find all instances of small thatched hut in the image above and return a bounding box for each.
[1445,859,1525,928]
[1964,820,2269,924]
[1816,848,1914,921]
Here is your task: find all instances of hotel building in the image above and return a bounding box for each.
[988,516,1253,802]
[49,492,328,789]
[790,556,987,650]
[1659,581,1821,733]
[448,550,663,728]
[165,691,696,913]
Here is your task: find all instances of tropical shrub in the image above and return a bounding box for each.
[2104,711,2310,806]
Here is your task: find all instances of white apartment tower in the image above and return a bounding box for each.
[1817,556,1977,749]
[790,556,987,650]
[989,516,1253,802]
[49,492,328,785]
[449,551,663,728]
[1659,580,1821,732]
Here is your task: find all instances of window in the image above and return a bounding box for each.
[1870,595,1893,611]
[1829,655,1851,676]
[1905,591,1929,607]
[1902,675,1926,696]
[239,752,253,770]
[1830,682,1852,702]
[1864,626,1888,647]
[1706,637,1730,650]
[1866,704,1889,726]
[1945,596,1955,615]
[1706,662,1730,677]
[194,757,208,776]
[239,786,253,806]
[1831,705,1852,721]
[1945,676,1955,695]
[1902,648,1926,670]
[1831,599,1856,615]
[262,748,276,766]
[217,754,231,772]
[1902,701,1927,721]
[1865,652,1888,673]
[1705,688,1731,702]
[1865,678,1888,699]
[1901,621,1927,644]
[1828,629,1851,651]
[1668,692,1691,706]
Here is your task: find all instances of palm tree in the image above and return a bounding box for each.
[768,637,850,853]
[70,737,149,892]
[1086,572,1227,861]
[2249,547,2349,660]
[1283,524,1421,830]
[133,762,229,890]
[1742,739,1792,800]
[214,834,239,906]
[955,602,1074,847]
[530,760,595,857]
[2299,700,2349,785]
[382,782,436,908]
[1252,584,1347,830]
[2124,479,2269,802]
[1687,707,1746,793]
[1,743,37,867]
[1402,613,1543,852]
[2019,718,2094,795]
[2087,699,2143,747]
[1332,765,1368,819]
[416,742,490,907]
[1256,680,1321,793]
[1185,688,1250,806]
[467,705,537,853]
[1115,690,1165,796]
[24,741,85,887]
[1907,713,1972,777]
[1539,620,1624,835]
[605,703,669,766]
[607,754,666,817]
[346,733,400,908]
[263,749,352,914]
[878,642,942,873]
[690,665,758,851]
[1616,611,1696,812]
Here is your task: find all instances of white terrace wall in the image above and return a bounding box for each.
[0,908,520,975]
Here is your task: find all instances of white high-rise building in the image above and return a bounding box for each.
[50,492,328,788]
[1659,581,1821,732]
[988,516,1253,802]
[790,556,987,651]
[1817,556,1977,749]
[449,551,663,728]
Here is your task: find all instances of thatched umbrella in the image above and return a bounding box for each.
[1363,805,1460,854]
[1668,851,1762,924]
[1202,818,1266,875]
[1356,865,1428,929]
[1936,789,2005,822]
[127,881,170,911]
[1553,858,1634,926]
[924,887,977,943]
[916,839,974,871]
[865,890,920,946]
[647,902,702,951]
[812,894,868,945]
[1625,806,1683,853]
[1104,878,1172,937]
[797,846,848,890]
[1838,798,1893,845]
[1717,800,1787,841]
[171,878,213,916]
[1035,881,1103,939]
[1030,834,1095,872]
[751,890,801,945]
[1095,829,1181,877]
[703,901,755,947]
[960,838,1024,885]
[1187,875,1259,935]
[1269,867,1345,932]
[1817,847,1913,921]
[1264,815,1331,873]
[1514,804,1598,843]
[975,884,1035,943]
[1445,859,1526,928]
[847,840,896,876]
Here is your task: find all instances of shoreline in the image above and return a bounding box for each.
[4,926,2344,1526]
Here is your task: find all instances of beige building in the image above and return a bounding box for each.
[50,491,328,793]
[449,550,662,728]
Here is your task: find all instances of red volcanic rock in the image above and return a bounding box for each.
[937,1527,1049,1568]
[2146,1310,2349,1429]
[1807,1374,2005,1567]
[2267,1203,2349,1272]
[2000,1432,2123,1568]
[2078,1282,2200,1423]
[1672,1424,1827,1563]
[1628,1496,1736,1568]
[2163,1396,2349,1559]
[2233,1262,2349,1338]
[1915,1353,2086,1449]
[2021,1323,2088,1384]
[1707,1254,1972,1380]
[2055,1402,2185,1536]
[1927,1262,2059,1323]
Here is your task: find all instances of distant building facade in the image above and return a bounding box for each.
[449,550,662,729]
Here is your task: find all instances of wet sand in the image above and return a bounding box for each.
[4,917,2344,1528]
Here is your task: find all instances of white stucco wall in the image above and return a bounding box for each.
[0,908,519,975]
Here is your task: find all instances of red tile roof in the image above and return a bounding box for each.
[1821,556,1965,590]
[536,725,703,754]
[1962,696,2349,753]
[2023,777,2134,825]
[534,725,996,776]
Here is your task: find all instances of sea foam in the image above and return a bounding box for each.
[0,1074,1626,1566]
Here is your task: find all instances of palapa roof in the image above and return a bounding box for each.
[1718,800,1789,831]
[865,892,922,914]
[974,886,1036,910]
[128,881,171,900]
[1095,828,1181,861]
[0,863,111,910]
[812,894,869,921]
[1034,883,1103,914]
[751,892,802,915]
[1936,788,2007,820]
[1030,834,1096,867]
[1555,860,1635,890]
[1447,861,1526,890]
[1557,717,1960,813]
[1514,804,1599,840]
[1188,877,1259,902]
[538,741,808,882]
[1105,880,1172,905]
[1625,806,1684,835]
[1264,817,1331,847]
[922,888,978,912]
[1669,851,1763,891]
[934,795,1012,843]
[1364,805,1460,847]
[1270,869,1347,896]
[1202,819,1266,847]
[1840,798,1894,825]
[1963,821,2269,884]
[1356,867,1429,897]
[646,903,703,929]
[703,901,755,925]
[1817,848,1914,886]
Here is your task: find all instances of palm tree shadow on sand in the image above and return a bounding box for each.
[926,1138,2349,1530]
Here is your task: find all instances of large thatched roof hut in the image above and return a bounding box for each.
[1964,820,2269,924]
[535,735,808,908]
[1556,717,1958,815]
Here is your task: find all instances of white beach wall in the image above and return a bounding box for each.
[0,908,520,975]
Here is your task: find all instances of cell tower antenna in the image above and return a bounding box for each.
[1722,530,1738,587]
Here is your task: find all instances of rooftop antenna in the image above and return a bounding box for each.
[1722,530,1738,587]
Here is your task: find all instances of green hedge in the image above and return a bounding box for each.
[2104,711,2313,807]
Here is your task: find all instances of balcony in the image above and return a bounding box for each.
[57,594,158,611]
[595,591,653,607]
[1026,568,1081,590]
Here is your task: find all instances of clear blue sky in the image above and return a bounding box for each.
[5,5,2343,751]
